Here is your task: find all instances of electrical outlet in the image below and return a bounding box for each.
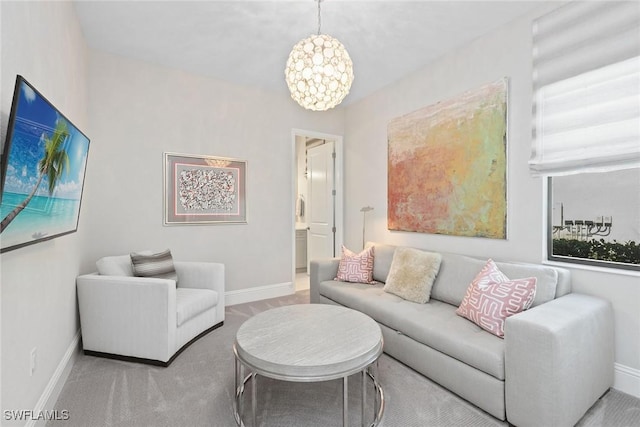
[30,347,37,376]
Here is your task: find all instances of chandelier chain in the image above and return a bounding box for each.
[317,0,322,35]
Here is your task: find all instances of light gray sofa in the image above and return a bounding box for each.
[310,242,614,427]
[77,253,225,366]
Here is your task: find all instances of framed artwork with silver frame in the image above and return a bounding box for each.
[163,152,247,225]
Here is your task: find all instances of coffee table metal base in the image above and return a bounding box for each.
[232,305,384,427]
[233,355,384,427]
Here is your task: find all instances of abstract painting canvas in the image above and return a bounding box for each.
[388,78,507,239]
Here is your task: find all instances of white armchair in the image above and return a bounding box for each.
[76,253,225,366]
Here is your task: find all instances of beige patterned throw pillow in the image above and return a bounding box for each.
[383,247,442,303]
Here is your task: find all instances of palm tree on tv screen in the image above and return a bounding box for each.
[0,119,70,233]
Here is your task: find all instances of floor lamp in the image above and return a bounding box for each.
[361,206,374,249]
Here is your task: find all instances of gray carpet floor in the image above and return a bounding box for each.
[49,291,640,427]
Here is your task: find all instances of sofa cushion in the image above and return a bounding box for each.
[364,242,560,307]
[493,261,557,307]
[430,253,489,306]
[383,247,441,303]
[468,259,510,288]
[366,242,396,283]
[318,280,506,380]
[335,245,375,284]
[176,288,218,327]
[131,249,179,284]
[431,253,557,308]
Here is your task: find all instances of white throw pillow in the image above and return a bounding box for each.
[383,247,442,303]
[96,250,153,276]
[96,254,135,276]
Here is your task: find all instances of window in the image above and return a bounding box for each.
[548,169,640,271]
[531,1,640,271]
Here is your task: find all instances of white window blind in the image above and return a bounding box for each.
[530,1,640,176]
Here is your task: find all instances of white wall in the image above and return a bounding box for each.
[1,1,88,423]
[82,51,345,295]
[343,4,640,393]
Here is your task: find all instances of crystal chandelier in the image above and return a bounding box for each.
[285,0,354,111]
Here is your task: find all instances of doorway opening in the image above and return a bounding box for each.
[291,129,343,291]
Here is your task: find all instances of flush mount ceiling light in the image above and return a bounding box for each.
[285,0,354,111]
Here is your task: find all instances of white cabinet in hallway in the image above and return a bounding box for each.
[295,228,307,272]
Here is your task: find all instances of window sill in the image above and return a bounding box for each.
[543,259,640,277]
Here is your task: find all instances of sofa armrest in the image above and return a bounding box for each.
[175,261,225,307]
[309,258,340,303]
[76,273,176,362]
[505,293,614,427]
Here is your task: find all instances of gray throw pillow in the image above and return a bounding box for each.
[130,249,178,284]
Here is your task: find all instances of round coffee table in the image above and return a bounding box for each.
[233,304,384,427]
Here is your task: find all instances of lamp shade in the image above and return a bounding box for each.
[285,34,354,111]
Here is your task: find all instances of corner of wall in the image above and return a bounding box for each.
[614,363,640,399]
[28,331,81,427]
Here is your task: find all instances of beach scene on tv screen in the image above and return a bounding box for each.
[0,79,89,251]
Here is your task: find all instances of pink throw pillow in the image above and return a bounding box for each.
[456,259,537,338]
[335,245,375,284]
[469,259,509,289]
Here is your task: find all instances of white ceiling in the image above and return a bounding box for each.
[73,0,552,105]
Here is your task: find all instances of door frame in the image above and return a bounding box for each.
[290,128,344,285]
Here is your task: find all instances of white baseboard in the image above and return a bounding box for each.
[614,363,640,399]
[29,330,82,427]
[225,281,295,306]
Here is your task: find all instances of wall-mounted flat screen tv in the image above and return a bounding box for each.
[0,75,90,253]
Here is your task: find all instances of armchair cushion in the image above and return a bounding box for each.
[176,288,219,326]
[96,254,135,276]
[96,250,152,277]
